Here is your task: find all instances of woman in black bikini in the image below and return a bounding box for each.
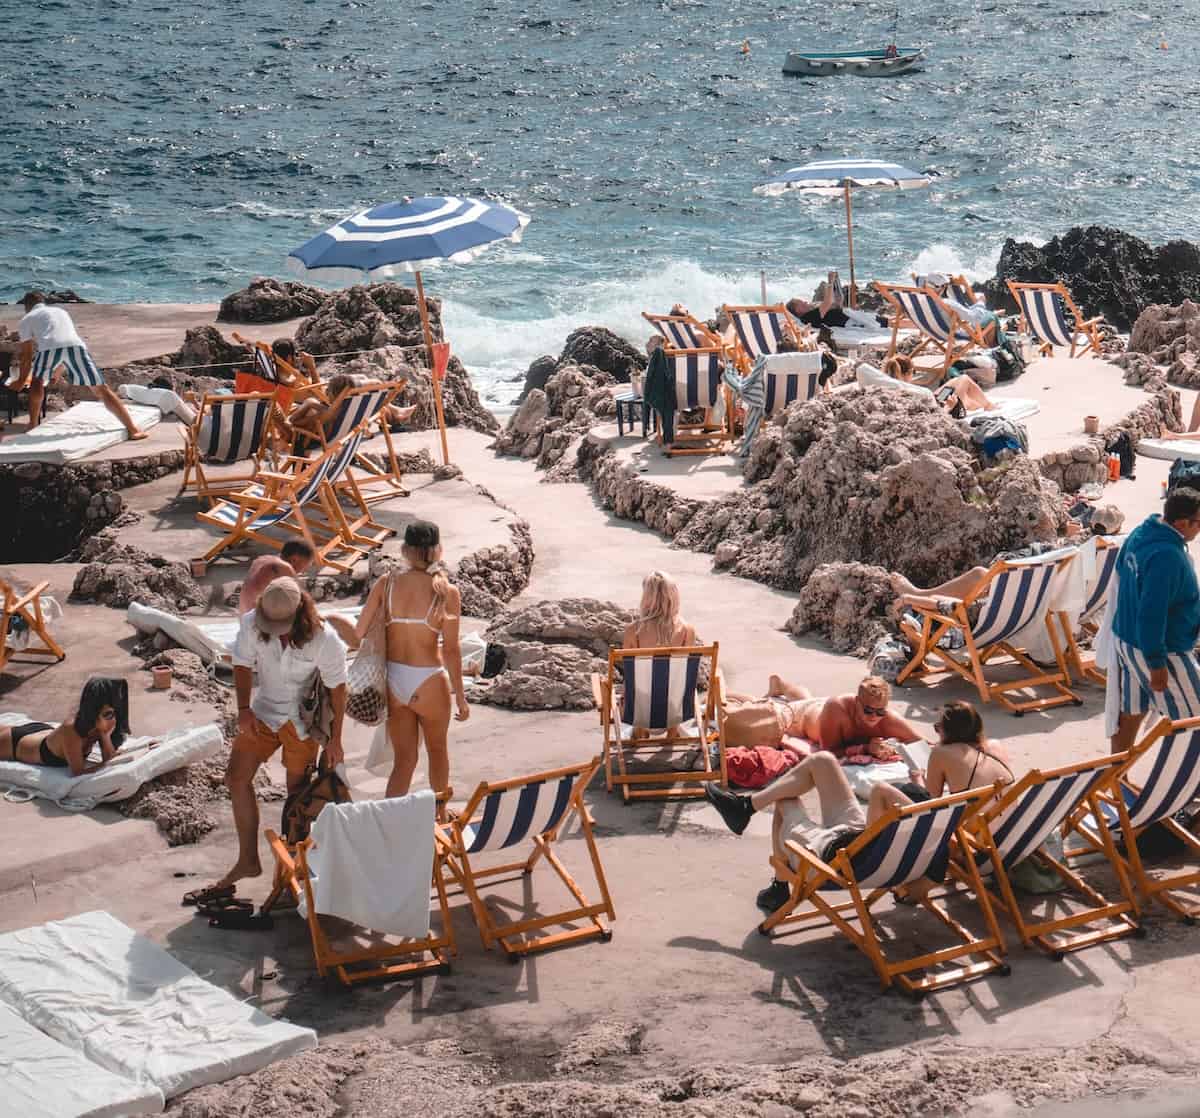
[2,677,130,777]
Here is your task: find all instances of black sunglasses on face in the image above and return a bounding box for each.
[861,703,886,717]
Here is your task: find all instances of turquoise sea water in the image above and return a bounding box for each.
[2,0,1196,400]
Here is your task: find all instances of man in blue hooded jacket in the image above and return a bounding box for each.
[1110,489,1200,753]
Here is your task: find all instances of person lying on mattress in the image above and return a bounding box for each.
[2,677,130,776]
[884,353,995,417]
[703,700,1010,912]
[721,674,920,753]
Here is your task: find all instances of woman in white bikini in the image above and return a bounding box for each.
[356,520,468,797]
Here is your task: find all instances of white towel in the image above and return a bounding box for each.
[301,792,435,938]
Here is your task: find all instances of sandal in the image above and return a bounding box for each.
[197,895,253,917]
[182,883,235,908]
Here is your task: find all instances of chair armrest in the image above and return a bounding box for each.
[590,672,606,711]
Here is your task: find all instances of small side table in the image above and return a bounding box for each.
[615,392,650,438]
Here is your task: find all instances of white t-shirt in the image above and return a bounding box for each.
[17,305,86,352]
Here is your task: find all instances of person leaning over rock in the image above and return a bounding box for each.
[12,291,147,439]
[184,576,346,908]
[238,539,316,615]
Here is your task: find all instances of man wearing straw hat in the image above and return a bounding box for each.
[183,576,347,909]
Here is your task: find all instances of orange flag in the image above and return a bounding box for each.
[431,342,451,382]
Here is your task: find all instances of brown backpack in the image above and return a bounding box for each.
[280,753,352,846]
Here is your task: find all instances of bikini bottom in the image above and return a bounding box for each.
[387,662,448,706]
[8,722,65,766]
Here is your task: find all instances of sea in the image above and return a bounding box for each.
[2,0,1195,407]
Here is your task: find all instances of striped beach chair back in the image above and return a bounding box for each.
[322,384,393,445]
[620,650,703,732]
[1123,732,1200,831]
[1014,286,1074,348]
[761,352,823,417]
[849,799,969,889]
[892,288,954,343]
[460,770,582,855]
[1081,536,1124,622]
[986,766,1109,872]
[644,312,707,351]
[729,308,793,359]
[950,279,975,307]
[669,350,725,410]
[200,393,274,464]
[971,558,1064,647]
[253,345,280,383]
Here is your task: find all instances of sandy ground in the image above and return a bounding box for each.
[2,307,1200,1115]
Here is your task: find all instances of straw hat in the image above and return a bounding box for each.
[255,576,302,636]
[1091,504,1125,535]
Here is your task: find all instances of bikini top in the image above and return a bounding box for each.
[384,571,460,632]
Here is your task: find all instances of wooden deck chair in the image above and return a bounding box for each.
[897,550,1082,715]
[1,578,65,673]
[1056,534,1124,686]
[761,786,1008,997]
[177,390,278,504]
[1007,281,1103,358]
[876,282,989,376]
[197,432,385,573]
[642,311,719,351]
[263,792,455,986]
[292,380,409,504]
[592,644,728,801]
[1065,715,1200,921]
[722,304,809,373]
[949,275,980,307]
[436,757,615,960]
[727,350,824,454]
[954,755,1140,957]
[663,348,730,456]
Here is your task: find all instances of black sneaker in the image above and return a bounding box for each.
[756,879,790,913]
[703,782,754,835]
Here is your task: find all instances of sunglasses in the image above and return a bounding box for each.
[861,703,887,717]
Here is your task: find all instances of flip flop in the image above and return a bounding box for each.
[182,883,235,908]
[197,895,254,917]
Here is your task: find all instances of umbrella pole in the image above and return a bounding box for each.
[414,270,450,466]
[843,182,857,308]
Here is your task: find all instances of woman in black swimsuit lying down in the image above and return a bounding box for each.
[1,677,130,776]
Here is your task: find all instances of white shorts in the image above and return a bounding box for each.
[32,345,104,387]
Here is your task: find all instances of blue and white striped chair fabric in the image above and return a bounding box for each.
[253,346,280,382]
[971,560,1061,647]
[764,368,821,417]
[323,387,392,445]
[731,311,790,359]
[987,768,1107,871]
[849,801,968,889]
[670,351,724,410]
[950,280,975,307]
[202,396,273,463]
[205,432,361,531]
[1016,288,1074,348]
[658,318,706,349]
[461,773,579,854]
[724,352,822,456]
[1081,539,1123,622]
[892,289,956,343]
[620,652,702,732]
[1105,734,1200,835]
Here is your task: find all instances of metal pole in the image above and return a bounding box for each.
[414,270,450,466]
[760,269,767,303]
[843,182,857,308]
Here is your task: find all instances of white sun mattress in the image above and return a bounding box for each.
[0,718,222,810]
[0,402,162,465]
[0,911,317,1101]
[1136,438,1200,463]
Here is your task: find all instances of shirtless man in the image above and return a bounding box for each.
[722,674,919,752]
[238,539,316,615]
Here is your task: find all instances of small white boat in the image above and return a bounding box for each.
[782,46,925,77]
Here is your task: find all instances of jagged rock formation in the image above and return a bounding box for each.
[173,326,250,373]
[217,277,325,323]
[587,388,1066,591]
[1125,300,1200,388]
[472,598,635,710]
[786,562,898,656]
[981,225,1200,330]
[296,283,435,354]
[71,532,207,612]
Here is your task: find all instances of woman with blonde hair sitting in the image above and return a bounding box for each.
[623,570,698,650]
[354,520,468,797]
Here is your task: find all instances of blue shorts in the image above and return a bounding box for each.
[31,345,104,387]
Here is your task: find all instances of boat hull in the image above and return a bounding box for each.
[782,48,925,77]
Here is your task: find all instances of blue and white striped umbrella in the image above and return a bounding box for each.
[753,159,932,302]
[286,195,530,286]
[754,158,931,197]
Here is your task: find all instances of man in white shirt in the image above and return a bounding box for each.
[11,291,147,439]
[187,576,347,905]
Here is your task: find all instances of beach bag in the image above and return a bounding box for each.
[1167,458,1200,496]
[346,574,390,726]
[281,752,352,846]
[868,635,910,684]
[1106,431,1135,480]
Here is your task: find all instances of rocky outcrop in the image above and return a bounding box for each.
[295,283,437,355]
[173,326,250,373]
[72,532,207,612]
[557,326,646,384]
[516,354,556,403]
[587,389,1065,591]
[1126,300,1200,387]
[472,598,635,710]
[217,277,325,323]
[981,226,1200,330]
[786,563,898,656]
[454,520,535,618]
[0,452,184,563]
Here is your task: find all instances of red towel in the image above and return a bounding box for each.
[725,741,811,789]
